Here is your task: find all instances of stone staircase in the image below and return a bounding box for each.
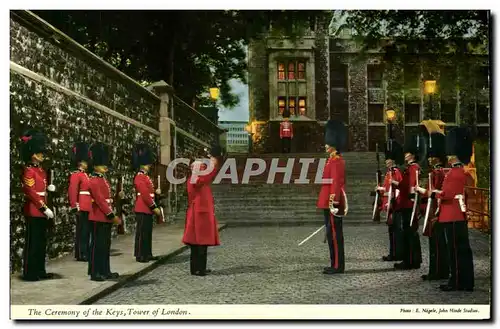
[175,152,381,226]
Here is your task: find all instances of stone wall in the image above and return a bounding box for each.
[9,11,221,273]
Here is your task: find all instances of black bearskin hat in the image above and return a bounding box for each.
[71,142,90,167]
[427,132,446,162]
[403,134,427,162]
[132,143,155,170]
[324,120,348,153]
[445,127,473,164]
[384,139,404,165]
[205,144,222,158]
[20,128,48,163]
[89,142,111,167]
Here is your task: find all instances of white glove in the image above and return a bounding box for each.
[47,184,56,192]
[416,187,426,194]
[395,190,400,199]
[391,180,399,186]
[155,188,161,195]
[330,207,339,215]
[376,186,385,192]
[44,208,54,219]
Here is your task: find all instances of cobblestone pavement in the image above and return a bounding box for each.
[95,224,491,305]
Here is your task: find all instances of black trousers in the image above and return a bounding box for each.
[443,221,474,289]
[426,221,450,278]
[190,245,208,274]
[324,210,345,272]
[88,221,112,277]
[74,211,90,260]
[391,212,405,260]
[281,137,291,153]
[399,208,422,267]
[134,213,154,260]
[23,217,49,279]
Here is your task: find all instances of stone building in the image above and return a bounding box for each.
[218,121,249,153]
[248,15,490,153]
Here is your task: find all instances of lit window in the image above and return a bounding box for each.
[288,62,295,80]
[298,97,306,115]
[298,62,306,80]
[278,63,285,80]
[278,97,286,116]
[288,97,296,116]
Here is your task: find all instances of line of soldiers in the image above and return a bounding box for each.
[19,128,164,282]
[376,126,475,292]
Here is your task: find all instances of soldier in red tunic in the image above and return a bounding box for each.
[378,139,404,262]
[132,143,162,263]
[434,127,474,292]
[316,120,348,275]
[415,132,450,281]
[394,134,423,270]
[19,129,56,281]
[68,142,92,262]
[182,145,222,276]
[279,110,293,153]
[87,142,121,281]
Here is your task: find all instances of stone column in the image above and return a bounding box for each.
[148,80,174,214]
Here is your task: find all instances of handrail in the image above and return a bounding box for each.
[465,186,490,233]
[173,95,223,132]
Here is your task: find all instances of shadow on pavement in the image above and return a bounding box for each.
[165,254,190,264]
[123,279,159,288]
[344,267,397,275]
[210,265,266,276]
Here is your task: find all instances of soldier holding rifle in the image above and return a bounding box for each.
[132,143,162,263]
[87,142,122,281]
[19,128,56,281]
[415,131,449,281]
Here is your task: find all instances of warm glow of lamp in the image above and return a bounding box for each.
[209,87,220,100]
[424,80,437,94]
[386,109,396,122]
[245,124,252,133]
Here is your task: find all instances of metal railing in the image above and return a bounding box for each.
[465,186,490,233]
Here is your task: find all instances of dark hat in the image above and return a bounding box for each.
[89,142,111,167]
[71,142,90,167]
[427,132,446,161]
[324,120,348,153]
[282,109,291,118]
[385,139,404,165]
[20,128,48,162]
[132,143,155,170]
[445,127,473,164]
[205,145,222,157]
[403,134,427,162]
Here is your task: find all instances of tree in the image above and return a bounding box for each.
[33,10,330,108]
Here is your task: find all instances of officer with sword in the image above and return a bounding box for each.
[433,127,475,292]
[132,143,163,263]
[415,130,450,281]
[394,134,424,270]
[305,120,348,274]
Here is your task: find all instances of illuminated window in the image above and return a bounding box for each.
[288,97,296,116]
[278,97,286,116]
[298,62,306,80]
[288,62,295,80]
[278,63,286,80]
[298,97,306,115]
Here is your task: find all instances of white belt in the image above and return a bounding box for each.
[383,192,389,196]
[36,192,46,196]
[106,199,113,203]
[79,191,90,195]
[137,193,155,197]
[282,129,291,131]
[454,194,466,212]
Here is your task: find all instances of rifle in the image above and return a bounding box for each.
[115,175,128,234]
[385,168,394,223]
[155,172,166,224]
[410,169,421,229]
[46,168,57,234]
[371,143,382,222]
[422,171,433,235]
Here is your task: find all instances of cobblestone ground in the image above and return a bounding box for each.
[95,224,491,305]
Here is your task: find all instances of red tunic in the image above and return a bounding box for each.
[389,167,404,211]
[182,164,220,246]
[88,173,115,223]
[21,164,48,217]
[280,121,293,138]
[68,170,92,212]
[316,155,347,216]
[380,169,392,224]
[437,166,468,223]
[397,162,420,209]
[134,171,157,214]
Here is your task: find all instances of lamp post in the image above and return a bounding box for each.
[209,87,220,111]
[386,108,396,140]
[424,80,437,119]
[245,123,253,154]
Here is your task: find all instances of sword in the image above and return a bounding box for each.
[422,172,433,234]
[410,169,420,228]
[372,173,380,220]
[298,226,325,246]
[157,174,165,223]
